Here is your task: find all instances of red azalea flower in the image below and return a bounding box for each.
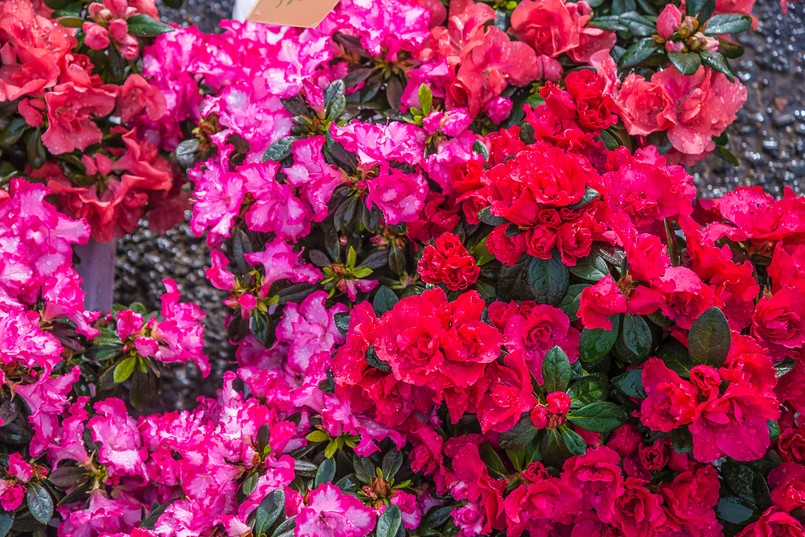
[418,232,480,291]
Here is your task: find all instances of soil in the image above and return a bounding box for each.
[114,0,804,409]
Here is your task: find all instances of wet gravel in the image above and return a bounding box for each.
[114,0,804,408]
[692,1,805,197]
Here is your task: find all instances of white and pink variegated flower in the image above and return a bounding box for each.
[113,279,209,376]
[244,239,322,299]
[276,291,347,378]
[0,179,97,335]
[189,161,246,247]
[16,366,81,457]
[296,483,377,537]
[333,0,432,58]
[47,397,93,469]
[57,489,144,537]
[240,163,313,242]
[284,136,344,223]
[377,490,422,530]
[152,278,209,376]
[201,85,292,162]
[87,398,148,483]
[330,121,426,167]
[366,167,428,226]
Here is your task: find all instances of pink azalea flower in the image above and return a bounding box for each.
[296,483,376,537]
[88,398,148,481]
[366,167,429,225]
[244,239,322,297]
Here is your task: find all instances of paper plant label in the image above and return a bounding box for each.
[247,0,340,28]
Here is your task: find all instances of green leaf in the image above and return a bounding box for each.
[542,346,572,393]
[270,515,296,537]
[613,369,646,398]
[579,316,620,364]
[588,16,628,31]
[541,428,570,467]
[57,16,84,28]
[26,482,54,524]
[499,416,537,451]
[242,471,259,496]
[775,357,797,378]
[113,356,137,384]
[352,456,375,484]
[618,11,657,36]
[718,39,745,58]
[716,497,755,525]
[688,307,731,368]
[251,489,286,537]
[419,506,455,532]
[560,426,587,456]
[699,50,735,81]
[126,14,174,37]
[334,312,351,336]
[619,38,661,69]
[671,427,693,454]
[516,123,535,146]
[376,505,403,537]
[657,339,692,377]
[668,52,702,75]
[477,207,508,226]
[472,140,489,162]
[567,402,627,433]
[381,450,403,480]
[568,374,609,408]
[257,424,271,454]
[527,252,569,306]
[0,513,11,537]
[142,498,177,530]
[621,315,652,359]
[599,129,620,150]
[567,188,600,210]
[705,14,753,35]
[372,287,399,316]
[418,84,433,116]
[262,137,297,162]
[365,345,392,373]
[315,457,336,486]
[716,145,740,166]
[687,0,715,19]
[325,80,346,122]
[568,253,609,281]
[294,460,319,477]
[559,284,589,321]
[721,460,757,503]
[479,443,508,478]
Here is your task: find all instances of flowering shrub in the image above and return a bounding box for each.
[0,0,185,241]
[2,0,805,536]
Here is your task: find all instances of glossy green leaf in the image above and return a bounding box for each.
[527,252,569,306]
[567,402,627,433]
[688,307,731,368]
[705,14,753,35]
[668,52,702,75]
[542,346,572,393]
[619,38,661,69]
[127,14,174,37]
[26,482,54,524]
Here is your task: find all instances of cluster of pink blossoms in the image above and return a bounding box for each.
[1,0,803,536]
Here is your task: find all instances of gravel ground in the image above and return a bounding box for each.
[114,0,804,409]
